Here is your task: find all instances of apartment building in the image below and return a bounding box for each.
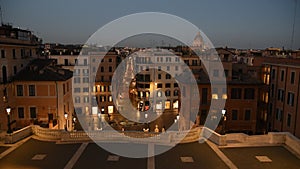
[263,60,300,138]
[12,59,73,130]
[0,24,41,131]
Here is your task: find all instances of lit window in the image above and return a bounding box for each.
[108,106,114,114]
[212,94,218,99]
[165,101,171,109]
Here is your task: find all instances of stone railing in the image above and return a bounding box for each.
[32,125,64,141]
[31,125,201,144]
[5,126,32,144]
[200,127,227,146]
[6,125,300,157]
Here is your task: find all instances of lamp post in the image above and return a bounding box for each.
[64,112,68,131]
[6,106,12,134]
[221,109,226,135]
[98,112,101,130]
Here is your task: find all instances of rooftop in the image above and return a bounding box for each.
[13,59,73,81]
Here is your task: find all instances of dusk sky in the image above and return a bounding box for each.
[1,0,300,49]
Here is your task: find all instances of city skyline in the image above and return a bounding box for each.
[1,0,300,49]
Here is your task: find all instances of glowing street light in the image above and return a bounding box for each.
[6,106,12,134]
[221,109,227,135]
[64,112,68,131]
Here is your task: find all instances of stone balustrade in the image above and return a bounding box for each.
[5,126,32,144]
[4,125,300,157]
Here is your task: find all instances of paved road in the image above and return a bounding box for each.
[0,139,80,169]
[73,143,147,169]
[1,138,300,169]
[155,142,229,169]
[221,146,300,169]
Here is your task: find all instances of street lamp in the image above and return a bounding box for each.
[64,112,68,131]
[6,106,12,134]
[221,109,226,135]
[98,112,101,130]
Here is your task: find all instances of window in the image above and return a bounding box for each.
[281,70,285,81]
[158,74,161,79]
[109,66,112,72]
[277,89,284,102]
[271,84,274,97]
[13,65,17,74]
[291,72,295,84]
[64,59,69,65]
[232,110,238,120]
[108,95,113,102]
[83,69,89,75]
[74,77,81,83]
[101,67,104,72]
[165,90,171,96]
[83,77,89,83]
[74,88,81,93]
[28,85,35,96]
[158,66,161,71]
[100,86,106,92]
[75,107,82,114]
[109,58,112,62]
[93,67,96,73]
[74,69,80,75]
[17,85,23,96]
[30,107,37,118]
[201,88,208,105]
[165,83,171,88]
[100,95,106,102]
[174,83,178,88]
[212,88,218,99]
[224,70,229,77]
[244,110,251,120]
[83,87,89,92]
[184,60,189,65]
[84,96,89,103]
[192,60,198,66]
[18,107,25,119]
[175,66,178,71]
[84,59,87,65]
[287,92,294,106]
[12,49,16,59]
[271,69,276,80]
[63,84,66,95]
[21,49,25,58]
[166,74,171,79]
[167,66,170,71]
[276,109,282,121]
[157,83,162,88]
[231,88,242,99]
[244,88,255,99]
[75,96,80,103]
[1,49,5,58]
[157,91,162,97]
[287,114,291,127]
[213,69,219,77]
[174,90,179,96]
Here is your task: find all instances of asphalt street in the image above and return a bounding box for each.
[1,138,300,169]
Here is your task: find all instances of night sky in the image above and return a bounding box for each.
[1,0,300,49]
